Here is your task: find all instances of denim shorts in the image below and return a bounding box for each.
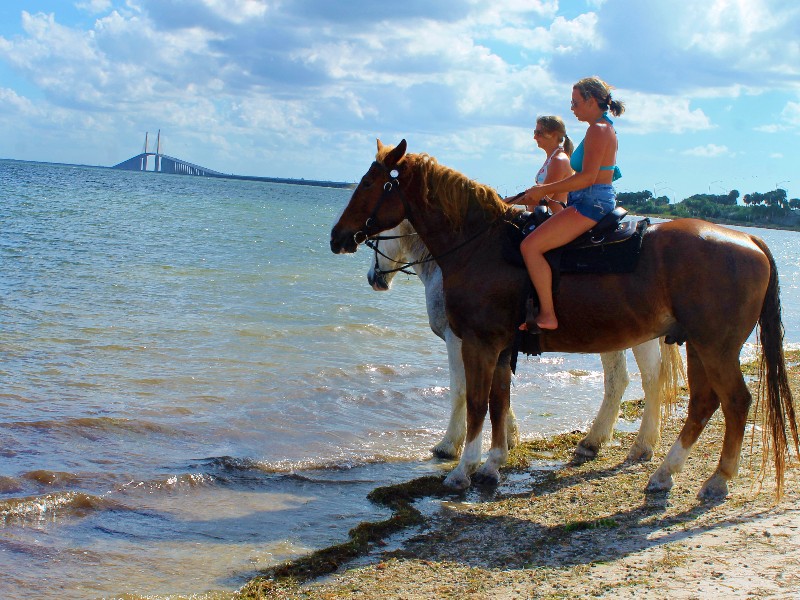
[567,184,616,221]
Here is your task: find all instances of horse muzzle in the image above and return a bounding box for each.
[367,269,390,291]
[330,228,359,254]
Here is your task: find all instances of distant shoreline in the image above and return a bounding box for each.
[0,157,357,190]
[631,210,800,232]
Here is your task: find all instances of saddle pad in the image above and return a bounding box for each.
[557,218,649,274]
[502,216,649,275]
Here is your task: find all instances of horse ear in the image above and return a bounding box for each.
[377,139,385,152]
[384,139,407,168]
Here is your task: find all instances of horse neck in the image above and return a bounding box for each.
[404,234,437,284]
[406,197,496,278]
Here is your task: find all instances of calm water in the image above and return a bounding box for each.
[1,160,798,599]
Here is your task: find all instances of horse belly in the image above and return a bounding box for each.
[541,272,670,353]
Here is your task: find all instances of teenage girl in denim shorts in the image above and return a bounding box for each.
[507,76,625,331]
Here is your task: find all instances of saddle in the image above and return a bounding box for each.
[504,206,649,275]
[503,207,650,367]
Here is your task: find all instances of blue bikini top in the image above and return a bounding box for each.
[569,112,622,181]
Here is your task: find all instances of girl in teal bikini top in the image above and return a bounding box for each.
[569,112,622,181]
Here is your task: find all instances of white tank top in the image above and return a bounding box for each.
[535,147,563,185]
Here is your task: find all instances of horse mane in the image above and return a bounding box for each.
[376,145,510,229]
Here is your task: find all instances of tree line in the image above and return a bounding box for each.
[616,188,800,226]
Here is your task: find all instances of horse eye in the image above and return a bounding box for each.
[390,169,399,179]
[361,176,373,188]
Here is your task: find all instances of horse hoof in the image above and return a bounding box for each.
[472,470,500,487]
[432,441,459,460]
[444,470,471,490]
[626,444,654,462]
[575,439,599,459]
[645,470,673,493]
[698,474,729,500]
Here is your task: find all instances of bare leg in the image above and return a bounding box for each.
[519,208,597,330]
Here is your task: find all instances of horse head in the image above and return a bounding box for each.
[367,219,417,291]
[331,139,409,255]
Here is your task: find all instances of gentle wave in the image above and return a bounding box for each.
[200,450,437,477]
[0,491,127,522]
[2,416,181,436]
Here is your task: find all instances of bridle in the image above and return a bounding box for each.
[366,232,425,279]
[355,159,503,277]
[353,161,412,246]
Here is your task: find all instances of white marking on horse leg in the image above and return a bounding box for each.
[578,350,628,457]
[646,438,690,492]
[433,330,466,458]
[475,446,508,485]
[628,339,663,461]
[506,406,520,450]
[444,430,483,490]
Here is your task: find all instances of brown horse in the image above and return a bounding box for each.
[330,139,798,499]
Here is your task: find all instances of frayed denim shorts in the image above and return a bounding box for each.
[567,184,616,222]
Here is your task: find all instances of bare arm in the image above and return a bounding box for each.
[508,124,614,205]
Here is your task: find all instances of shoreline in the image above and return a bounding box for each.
[239,354,800,599]
[630,211,800,232]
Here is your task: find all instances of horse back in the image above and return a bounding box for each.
[541,219,772,353]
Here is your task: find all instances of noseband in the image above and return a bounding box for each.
[366,233,423,279]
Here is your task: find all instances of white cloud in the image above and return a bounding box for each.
[781,101,800,126]
[620,92,713,134]
[0,0,798,193]
[682,144,731,158]
[75,0,112,14]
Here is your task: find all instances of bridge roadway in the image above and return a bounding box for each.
[111,152,353,188]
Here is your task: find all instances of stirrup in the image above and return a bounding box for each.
[523,297,542,334]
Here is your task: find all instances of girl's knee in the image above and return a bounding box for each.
[521,236,546,257]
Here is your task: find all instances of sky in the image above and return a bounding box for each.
[1,0,799,201]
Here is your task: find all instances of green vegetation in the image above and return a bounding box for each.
[617,188,800,230]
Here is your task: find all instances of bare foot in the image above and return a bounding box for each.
[535,315,558,330]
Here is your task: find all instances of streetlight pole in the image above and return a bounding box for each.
[709,180,722,193]
[653,181,665,197]
[776,180,789,190]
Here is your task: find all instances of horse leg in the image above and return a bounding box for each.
[647,343,718,493]
[697,357,752,500]
[443,339,496,490]
[473,350,512,485]
[576,350,628,458]
[627,338,663,461]
[432,328,467,459]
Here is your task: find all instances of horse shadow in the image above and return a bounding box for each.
[388,454,758,573]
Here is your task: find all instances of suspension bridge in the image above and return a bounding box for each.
[112,131,225,177]
[112,131,353,188]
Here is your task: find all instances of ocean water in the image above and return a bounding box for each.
[1,159,798,599]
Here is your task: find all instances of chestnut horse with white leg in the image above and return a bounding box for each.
[366,218,683,462]
[331,139,798,499]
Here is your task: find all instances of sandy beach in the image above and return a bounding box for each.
[240,354,800,599]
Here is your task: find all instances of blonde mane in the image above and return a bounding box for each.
[376,145,509,229]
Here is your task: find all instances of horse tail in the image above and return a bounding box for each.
[658,337,685,421]
[752,236,799,497]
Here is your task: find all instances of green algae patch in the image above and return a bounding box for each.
[504,431,585,470]
[563,517,619,532]
[239,475,452,596]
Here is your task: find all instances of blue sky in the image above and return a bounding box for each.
[1,0,798,201]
